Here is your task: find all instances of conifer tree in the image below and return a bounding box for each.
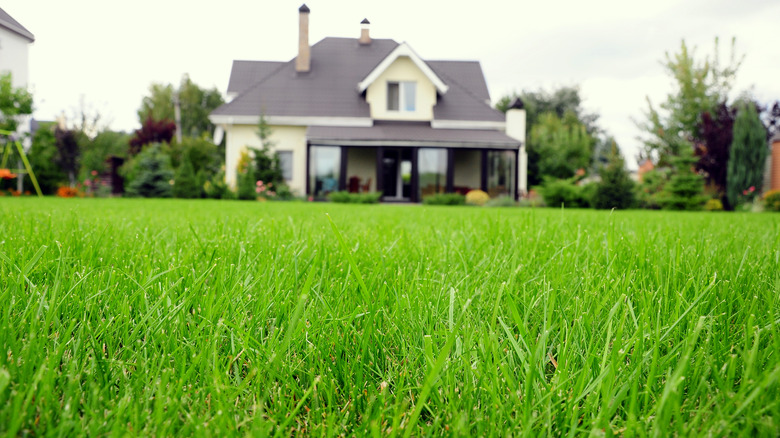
[727,102,768,207]
[593,141,635,209]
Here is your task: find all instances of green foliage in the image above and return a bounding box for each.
[327,191,382,204]
[704,198,724,211]
[464,189,490,206]
[237,163,257,201]
[639,38,742,164]
[538,178,590,208]
[137,74,224,138]
[173,155,200,199]
[0,73,33,132]
[593,143,636,209]
[422,193,466,205]
[203,170,234,200]
[24,124,66,194]
[123,144,174,198]
[636,169,668,209]
[727,102,768,207]
[763,189,780,212]
[78,130,129,182]
[497,86,600,185]
[658,151,707,210]
[484,196,517,207]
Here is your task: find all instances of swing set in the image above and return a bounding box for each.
[0,128,42,197]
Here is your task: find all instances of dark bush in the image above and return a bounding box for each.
[124,144,174,198]
[328,191,382,204]
[422,193,466,206]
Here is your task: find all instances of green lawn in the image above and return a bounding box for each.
[1,198,779,436]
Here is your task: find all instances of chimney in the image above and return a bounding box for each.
[359,18,371,45]
[296,4,311,73]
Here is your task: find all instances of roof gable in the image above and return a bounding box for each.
[357,43,448,95]
[0,7,34,42]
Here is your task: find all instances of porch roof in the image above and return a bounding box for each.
[307,123,520,149]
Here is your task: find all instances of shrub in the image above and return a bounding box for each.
[658,152,706,211]
[579,182,598,208]
[173,155,200,198]
[123,144,174,198]
[763,189,780,212]
[327,191,382,204]
[203,171,234,200]
[485,196,517,207]
[704,198,724,211]
[592,143,635,210]
[636,169,668,209]
[465,190,490,206]
[422,193,465,206]
[538,178,588,208]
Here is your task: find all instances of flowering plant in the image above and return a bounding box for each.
[255,180,277,199]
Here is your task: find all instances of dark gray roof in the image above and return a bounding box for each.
[227,60,286,95]
[307,122,519,149]
[0,7,34,42]
[213,37,504,122]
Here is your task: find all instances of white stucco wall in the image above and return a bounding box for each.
[0,28,30,87]
[505,109,527,196]
[345,147,376,192]
[224,124,307,195]
[365,56,437,121]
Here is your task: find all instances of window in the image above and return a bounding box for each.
[487,150,516,199]
[309,146,341,199]
[387,81,416,112]
[277,151,293,181]
[418,148,447,198]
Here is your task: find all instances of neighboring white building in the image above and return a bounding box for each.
[210,4,527,202]
[0,7,34,88]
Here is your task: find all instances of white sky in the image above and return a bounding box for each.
[4,0,780,167]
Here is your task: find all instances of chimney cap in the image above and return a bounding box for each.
[361,18,370,24]
[299,4,310,12]
[508,97,524,110]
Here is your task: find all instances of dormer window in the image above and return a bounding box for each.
[387,81,416,112]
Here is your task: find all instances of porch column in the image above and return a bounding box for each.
[339,146,348,191]
[410,147,419,202]
[375,146,384,196]
[480,149,488,192]
[446,148,454,193]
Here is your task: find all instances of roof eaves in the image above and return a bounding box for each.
[0,8,34,42]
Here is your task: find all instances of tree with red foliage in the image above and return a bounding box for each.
[694,103,735,206]
[129,117,176,155]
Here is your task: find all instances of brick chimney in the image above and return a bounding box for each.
[359,18,371,45]
[296,4,311,73]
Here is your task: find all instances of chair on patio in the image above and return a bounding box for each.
[360,178,372,193]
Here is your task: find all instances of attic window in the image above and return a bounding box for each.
[387,81,416,112]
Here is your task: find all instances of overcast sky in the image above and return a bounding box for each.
[4,0,779,167]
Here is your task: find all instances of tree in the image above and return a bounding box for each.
[659,150,707,210]
[25,123,65,194]
[79,130,129,181]
[727,102,768,207]
[129,117,176,155]
[173,152,200,198]
[253,115,284,187]
[638,38,742,165]
[137,74,224,139]
[497,86,600,185]
[124,144,174,198]
[529,111,593,180]
[593,140,635,209]
[54,127,81,187]
[694,102,735,204]
[0,73,33,132]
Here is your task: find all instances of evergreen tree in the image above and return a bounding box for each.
[125,145,174,198]
[659,150,707,210]
[173,153,200,198]
[727,102,768,207]
[254,115,285,187]
[593,141,635,209]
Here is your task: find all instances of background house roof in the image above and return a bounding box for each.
[307,122,519,149]
[212,37,504,123]
[0,7,34,42]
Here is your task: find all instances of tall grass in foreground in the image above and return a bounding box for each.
[0,198,779,436]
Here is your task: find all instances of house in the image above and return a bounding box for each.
[210,5,526,202]
[0,6,34,88]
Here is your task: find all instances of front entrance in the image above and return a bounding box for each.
[381,148,413,200]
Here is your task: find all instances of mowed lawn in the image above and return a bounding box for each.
[1,198,779,436]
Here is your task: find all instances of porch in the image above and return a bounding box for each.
[307,145,517,202]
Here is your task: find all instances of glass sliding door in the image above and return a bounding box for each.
[418,148,447,199]
[487,150,516,199]
[309,146,341,199]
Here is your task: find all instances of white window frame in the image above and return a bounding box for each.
[387,81,416,112]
